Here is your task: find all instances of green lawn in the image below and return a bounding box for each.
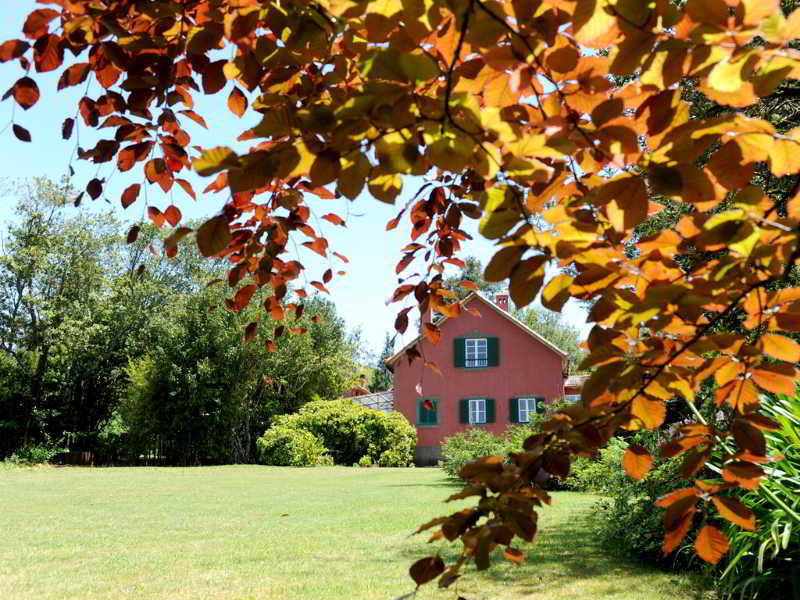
[0,466,705,600]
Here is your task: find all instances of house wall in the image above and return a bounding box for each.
[392,296,566,465]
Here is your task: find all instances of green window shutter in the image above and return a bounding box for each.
[454,338,465,368]
[487,337,499,366]
[535,396,546,414]
[509,398,519,423]
[417,399,439,425]
[486,398,496,423]
[459,399,469,424]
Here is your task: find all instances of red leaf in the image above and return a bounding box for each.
[396,253,414,274]
[126,225,140,244]
[12,77,39,110]
[163,205,182,227]
[695,525,728,564]
[322,213,346,227]
[323,268,333,284]
[33,34,63,73]
[176,178,196,200]
[23,9,60,39]
[62,117,74,140]
[409,556,445,586]
[230,284,257,312]
[0,40,30,62]
[179,109,208,128]
[310,281,329,294]
[332,251,349,263]
[244,322,258,342]
[57,63,90,90]
[147,206,165,227]
[12,124,31,142]
[121,184,140,209]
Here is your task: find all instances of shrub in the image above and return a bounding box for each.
[440,428,511,479]
[358,455,373,467]
[256,426,327,467]
[274,399,416,466]
[315,454,334,467]
[567,437,629,493]
[440,401,572,480]
[7,441,65,465]
[378,448,409,467]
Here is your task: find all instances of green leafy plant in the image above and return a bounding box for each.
[274,399,415,466]
[358,455,373,468]
[716,395,800,599]
[255,426,327,467]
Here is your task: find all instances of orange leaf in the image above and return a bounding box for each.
[147,206,165,227]
[423,322,441,344]
[176,179,196,200]
[655,487,698,508]
[12,76,39,109]
[228,87,248,117]
[504,547,525,564]
[751,365,797,396]
[322,213,346,227]
[230,284,257,312]
[163,205,182,227]
[711,496,757,531]
[723,461,764,490]
[759,333,800,363]
[695,525,728,565]
[622,445,653,480]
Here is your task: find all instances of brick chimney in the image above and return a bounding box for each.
[495,293,509,312]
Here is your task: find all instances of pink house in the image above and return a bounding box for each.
[386,292,568,465]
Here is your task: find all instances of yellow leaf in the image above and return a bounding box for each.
[769,138,800,177]
[193,146,239,176]
[541,273,573,312]
[368,172,402,204]
[631,396,666,429]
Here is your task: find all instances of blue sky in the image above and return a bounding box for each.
[0,5,589,357]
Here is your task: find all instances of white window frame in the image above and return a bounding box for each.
[518,397,536,423]
[465,338,488,368]
[469,398,486,424]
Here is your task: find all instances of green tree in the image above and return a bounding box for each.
[369,331,395,392]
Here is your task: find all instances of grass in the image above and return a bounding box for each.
[0,466,706,600]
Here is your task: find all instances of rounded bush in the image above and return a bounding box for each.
[358,455,372,467]
[273,399,416,466]
[256,426,327,467]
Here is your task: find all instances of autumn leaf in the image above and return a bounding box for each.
[622,445,653,480]
[12,76,39,109]
[164,205,182,227]
[121,184,140,209]
[228,87,248,117]
[409,556,444,587]
[695,526,728,565]
[711,496,757,531]
[196,215,232,257]
[12,124,31,142]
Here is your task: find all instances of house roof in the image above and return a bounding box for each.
[385,291,568,369]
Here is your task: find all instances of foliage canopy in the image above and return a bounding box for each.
[5,0,800,589]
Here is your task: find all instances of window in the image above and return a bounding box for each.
[465,338,488,368]
[517,398,536,423]
[417,399,439,426]
[565,394,581,403]
[469,398,486,424]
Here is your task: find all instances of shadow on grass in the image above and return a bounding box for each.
[398,511,707,599]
